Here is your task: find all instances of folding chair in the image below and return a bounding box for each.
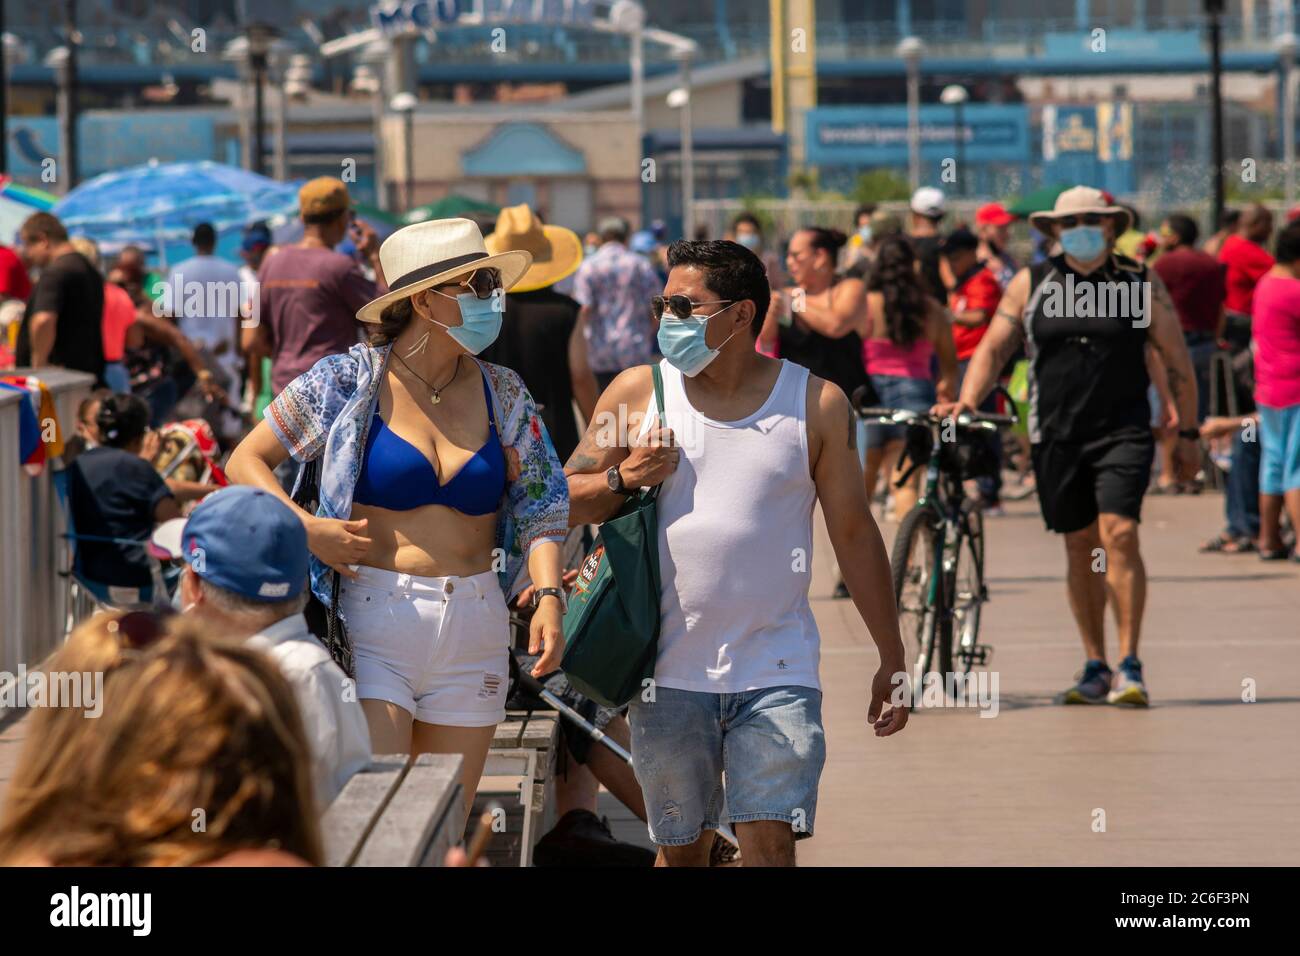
[52,469,178,627]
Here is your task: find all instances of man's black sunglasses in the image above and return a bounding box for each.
[651,294,734,321]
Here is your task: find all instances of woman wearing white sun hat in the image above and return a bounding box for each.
[227,217,569,810]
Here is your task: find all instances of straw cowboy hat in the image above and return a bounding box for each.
[356,217,532,324]
[484,204,583,293]
[1029,186,1132,237]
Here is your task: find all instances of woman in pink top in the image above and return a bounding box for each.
[1250,222,1300,560]
[857,237,958,518]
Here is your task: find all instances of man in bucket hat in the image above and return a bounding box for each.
[935,186,1201,707]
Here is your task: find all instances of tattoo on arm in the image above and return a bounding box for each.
[563,428,605,473]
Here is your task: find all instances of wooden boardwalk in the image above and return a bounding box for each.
[2,491,1296,865]
[800,491,1300,866]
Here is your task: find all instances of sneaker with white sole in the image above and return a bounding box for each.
[1107,655,1149,707]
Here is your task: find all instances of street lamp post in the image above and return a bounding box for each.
[669,49,695,238]
[390,92,417,214]
[1205,0,1226,229]
[357,42,388,212]
[245,22,278,178]
[279,53,313,184]
[610,1,647,161]
[1278,33,1298,210]
[898,36,925,191]
[940,84,969,197]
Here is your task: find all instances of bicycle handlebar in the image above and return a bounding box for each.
[854,405,1018,430]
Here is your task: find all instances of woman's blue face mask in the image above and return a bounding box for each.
[430,290,503,355]
[1058,225,1107,262]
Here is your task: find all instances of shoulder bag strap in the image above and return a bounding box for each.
[643,363,667,502]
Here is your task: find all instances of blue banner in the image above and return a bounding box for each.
[1042,29,1203,62]
[1041,104,1136,196]
[806,104,1030,167]
[6,114,217,184]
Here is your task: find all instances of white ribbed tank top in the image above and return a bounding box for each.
[638,359,820,693]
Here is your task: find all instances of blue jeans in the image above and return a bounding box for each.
[1226,428,1261,539]
[865,374,935,447]
[628,684,826,846]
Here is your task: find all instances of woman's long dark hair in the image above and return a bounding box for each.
[866,236,928,348]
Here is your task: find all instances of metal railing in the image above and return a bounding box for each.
[0,369,96,712]
[5,12,1283,72]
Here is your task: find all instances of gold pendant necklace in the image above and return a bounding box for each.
[396,352,461,405]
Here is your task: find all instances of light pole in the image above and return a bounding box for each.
[45,46,75,193]
[1278,33,1297,210]
[356,41,388,211]
[898,36,925,191]
[245,22,278,177]
[940,84,969,197]
[669,48,695,238]
[390,92,417,214]
[611,1,646,159]
[1205,0,1226,229]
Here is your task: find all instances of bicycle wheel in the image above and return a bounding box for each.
[890,504,945,703]
[949,512,985,675]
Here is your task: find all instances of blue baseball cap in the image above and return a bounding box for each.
[630,229,656,254]
[241,222,272,251]
[180,487,309,602]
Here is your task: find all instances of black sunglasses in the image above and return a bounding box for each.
[435,267,502,301]
[105,609,175,650]
[651,294,734,321]
[1057,213,1106,229]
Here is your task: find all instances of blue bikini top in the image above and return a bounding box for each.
[352,370,506,515]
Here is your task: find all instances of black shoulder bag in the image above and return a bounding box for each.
[292,457,356,678]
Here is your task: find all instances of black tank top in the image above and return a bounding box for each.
[1023,254,1150,443]
[778,277,869,398]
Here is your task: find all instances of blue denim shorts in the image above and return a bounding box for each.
[866,374,936,447]
[627,684,826,846]
[1259,402,1300,495]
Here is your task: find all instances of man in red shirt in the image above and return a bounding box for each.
[941,227,1006,511]
[0,243,32,302]
[1218,203,1274,321]
[1153,214,1224,421]
[0,243,32,367]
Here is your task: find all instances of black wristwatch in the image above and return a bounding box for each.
[606,464,635,496]
[531,586,566,611]
[1177,427,1201,441]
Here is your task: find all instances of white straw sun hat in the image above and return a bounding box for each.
[356,217,532,324]
[1028,186,1133,237]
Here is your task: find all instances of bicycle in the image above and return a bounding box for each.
[852,388,1018,705]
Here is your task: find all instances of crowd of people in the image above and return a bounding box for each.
[2,172,1298,868]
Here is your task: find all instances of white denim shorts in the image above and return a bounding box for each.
[339,566,511,727]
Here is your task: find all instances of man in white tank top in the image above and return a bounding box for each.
[566,239,909,866]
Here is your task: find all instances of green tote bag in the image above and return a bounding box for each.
[560,365,666,707]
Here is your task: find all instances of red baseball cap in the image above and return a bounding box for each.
[975,202,1016,227]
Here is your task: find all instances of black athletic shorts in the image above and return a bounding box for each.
[1031,427,1155,534]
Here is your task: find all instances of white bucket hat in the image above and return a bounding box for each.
[356,217,532,324]
[1029,186,1133,237]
